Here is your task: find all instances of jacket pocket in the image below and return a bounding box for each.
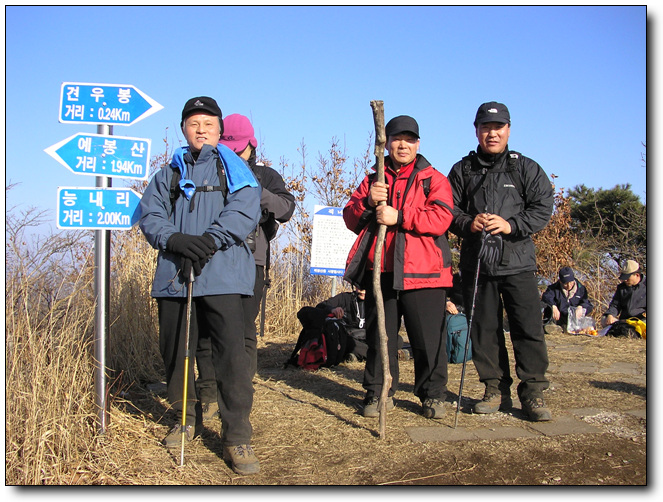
[435,234,452,269]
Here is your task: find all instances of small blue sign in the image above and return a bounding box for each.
[45,133,151,180]
[315,207,344,217]
[59,82,163,126]
[57,187,142,230]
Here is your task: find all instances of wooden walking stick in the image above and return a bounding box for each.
[370,100,392,440]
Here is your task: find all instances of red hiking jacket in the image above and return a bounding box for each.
[343,154,454,291]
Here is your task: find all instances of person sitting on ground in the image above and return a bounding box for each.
[541,266,593,334]
[445,272,464,315]
[602,260,646,327]
[315,288,370,362]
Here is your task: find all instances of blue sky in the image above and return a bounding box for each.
[4,5,648,235]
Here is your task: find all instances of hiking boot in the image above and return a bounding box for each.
[473,391,513,414]
[398,348,411,361]
[201,401,219,421]
[422,398,446,419]
[362,396,395,418]
[522,397,553,422]
[223,444,260,475]
[544,324,563,335]
[162,424,199,448]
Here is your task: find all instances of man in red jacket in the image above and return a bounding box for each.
[343,115,454,419]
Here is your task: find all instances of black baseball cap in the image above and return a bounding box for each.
[181,96,223,128]
[385,115,420,139]
[559,266,575,283]
[474,101,511,127]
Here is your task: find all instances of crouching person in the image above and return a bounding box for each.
[139,96,262,475]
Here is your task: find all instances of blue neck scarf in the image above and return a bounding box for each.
[171,144,258,200]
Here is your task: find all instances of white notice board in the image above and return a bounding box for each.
[310,205,358,276]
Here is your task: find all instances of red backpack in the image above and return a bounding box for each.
[286,307,348,371]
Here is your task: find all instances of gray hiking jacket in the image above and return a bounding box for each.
[139,143,261,298]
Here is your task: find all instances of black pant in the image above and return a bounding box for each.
[158,294,253,446]
[363,274,448,402]
[196,265,265,402]
[462,270,549,401]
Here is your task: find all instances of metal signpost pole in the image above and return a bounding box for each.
[55,82,162,435]
[94,123,112,434]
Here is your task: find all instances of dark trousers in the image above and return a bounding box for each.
[462,270,549,401]
[158,294,253,446]
[363,274,448,402]
[196,265,264,402]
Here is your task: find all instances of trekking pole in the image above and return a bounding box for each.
[370,99,392,440]
[454,254,481,429]
[180,268,195,466]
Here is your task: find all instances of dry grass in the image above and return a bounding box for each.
[12,328,642,485]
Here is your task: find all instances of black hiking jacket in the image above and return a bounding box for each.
[447,147,554,277]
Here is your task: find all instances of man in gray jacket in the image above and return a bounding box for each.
[447,101,554,422]
[139,96,261,475]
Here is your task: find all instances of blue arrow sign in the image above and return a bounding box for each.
[45,133,151,180]
[57,187,142,230]
[314,206,345,217]
[59,82,163,126]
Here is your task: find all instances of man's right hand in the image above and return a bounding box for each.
[605,314,618,326]
[331,307,345,319]
[166,233,217,261]
[368,181,389,207]
[552,305,560,321]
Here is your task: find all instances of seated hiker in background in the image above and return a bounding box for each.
[602,260,647,327]
[445,272,464,315]
[541,266,593,334]
[315,288,370,362]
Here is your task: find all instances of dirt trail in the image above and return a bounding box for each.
[112,331,646,485]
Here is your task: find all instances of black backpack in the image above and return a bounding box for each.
[606,320,641,339]
[286,307,349,370]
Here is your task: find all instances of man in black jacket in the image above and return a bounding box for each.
[541,266,594,333]
[315,288,369,362]
[603,260,647,325]
[447,101,555,422]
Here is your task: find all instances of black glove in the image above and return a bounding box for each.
[166,232,217,261]
[478,231,503,266]
[181,257,206,280]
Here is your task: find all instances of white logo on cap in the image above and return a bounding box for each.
[488,108,498,113]
[194,100,204,107]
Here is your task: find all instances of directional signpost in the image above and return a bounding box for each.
[56,187,142,230]
[59,82,163,126]
[49,81,163,435]
[45,133,151,180]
